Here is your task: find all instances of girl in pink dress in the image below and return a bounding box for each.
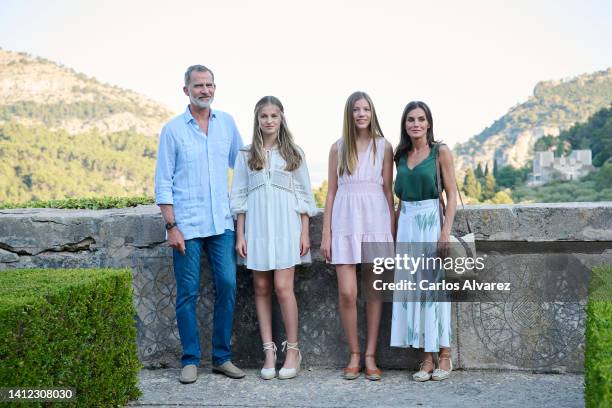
[320,91,395,380]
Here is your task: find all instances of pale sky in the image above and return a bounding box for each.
[1,0,611,185]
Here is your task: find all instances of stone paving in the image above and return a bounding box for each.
[130,368,584,408]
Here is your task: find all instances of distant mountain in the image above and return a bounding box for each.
[0,48,175,203]
[0,48,173,135]
[454,68,612,173]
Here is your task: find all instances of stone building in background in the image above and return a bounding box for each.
[529,150,594,186]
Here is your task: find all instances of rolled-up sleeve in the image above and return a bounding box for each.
[154,125,176,205]
[293,151,318,216]
[230,151,248,216]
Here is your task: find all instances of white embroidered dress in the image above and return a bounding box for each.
[230,146,317,271]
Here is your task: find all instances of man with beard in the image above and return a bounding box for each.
[155,65,245,384]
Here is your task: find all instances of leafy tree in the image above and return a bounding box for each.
[489,190,513,204]
[496,165,530,189]
[0,95,171,130]
[0,123,159,202]
[532,104,611,166]
[482,173,496,200]
[462,168,481,201]
[511,175,612,203]
[582,162,612,190]
[313,180,328,208]
[561,104,612,166]
[534,135,556,151]
[475,163,484,179]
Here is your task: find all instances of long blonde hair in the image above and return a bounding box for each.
[248,96,302,172]
[338,91,384,176]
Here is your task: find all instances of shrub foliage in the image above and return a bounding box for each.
[0,195,154,210]
[0,268,141,407]
[585,265,612,408]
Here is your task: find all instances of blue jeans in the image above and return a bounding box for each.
[173,229,236,367]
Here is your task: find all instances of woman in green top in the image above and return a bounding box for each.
[390,101,458,381]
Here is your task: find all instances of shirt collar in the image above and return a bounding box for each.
[183,105,216,123]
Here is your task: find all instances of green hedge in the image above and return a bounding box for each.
[585,265,612,408]
[0,196,154,210]
[0,268,141,407]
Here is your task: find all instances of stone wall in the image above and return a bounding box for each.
[1,203,611,372]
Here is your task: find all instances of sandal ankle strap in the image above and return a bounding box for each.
[438,355,451,361]
[281,340,299,352]
[419,360,434,370]
[263,342,277,352]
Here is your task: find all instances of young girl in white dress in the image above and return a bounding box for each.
[230,96,317,380]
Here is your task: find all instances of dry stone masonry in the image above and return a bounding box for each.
[1,203,610,372]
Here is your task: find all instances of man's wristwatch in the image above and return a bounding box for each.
[165,222,178,231]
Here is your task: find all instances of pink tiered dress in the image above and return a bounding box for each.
[331,137,393,264]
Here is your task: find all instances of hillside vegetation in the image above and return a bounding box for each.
[454,68,612,173]
[458,104,612,204]
[0,48,174,203]
[1,47,610,205]
[0,123,158,202]
[535,104,612,166]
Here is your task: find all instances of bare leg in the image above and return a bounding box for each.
[274,267,299,368]
[422,351,434,372]
[363,269,382,371]
[364,300,382,371]
[253,271,275,368]
[438,347,451,370]
[336,264,360,368]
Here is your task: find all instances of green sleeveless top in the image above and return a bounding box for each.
[394,143,440,202]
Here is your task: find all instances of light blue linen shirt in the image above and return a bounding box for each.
[155,106,243,240]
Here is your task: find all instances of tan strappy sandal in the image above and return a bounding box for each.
[343,351,361,380]
[365,354,382,381]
